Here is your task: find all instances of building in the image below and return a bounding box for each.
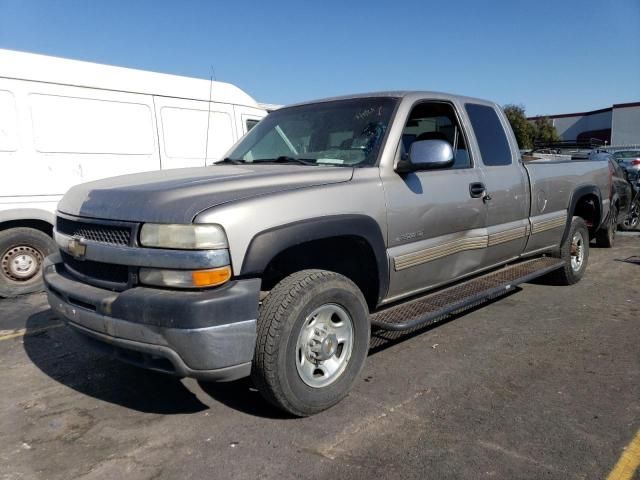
[528,101,640,145]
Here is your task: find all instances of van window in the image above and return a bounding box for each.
[161,107,233,160]
[0,90,18,152]
[465,103,512,166]
[30,94,154,154]
[246,118,260,132]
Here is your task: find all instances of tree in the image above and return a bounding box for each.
[531,116,561,145]
[503,104,534,149]
[503,104,561,149]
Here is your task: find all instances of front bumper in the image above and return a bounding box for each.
[43,253,261,382]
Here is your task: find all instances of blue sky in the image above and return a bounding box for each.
[1,0,638,115]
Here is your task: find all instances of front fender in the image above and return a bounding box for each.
[240,214,389,302]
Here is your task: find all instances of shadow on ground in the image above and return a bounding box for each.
[23,310,208,415]
[22,288,521,418]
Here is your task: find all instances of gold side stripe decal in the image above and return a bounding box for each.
[393,213,566,272]
[531,215,566,234]
[394,236,488,271]
[487,226,528,247]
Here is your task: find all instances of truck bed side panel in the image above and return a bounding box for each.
[523,160,609,253]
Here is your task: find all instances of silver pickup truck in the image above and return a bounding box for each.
[44,92,611,416]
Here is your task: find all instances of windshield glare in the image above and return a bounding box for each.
[224,98,398,167]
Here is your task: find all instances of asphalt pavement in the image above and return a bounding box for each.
[1,234,638,479]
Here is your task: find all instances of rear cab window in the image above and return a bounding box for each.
[465,103,513,167]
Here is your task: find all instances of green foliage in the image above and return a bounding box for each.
[503,104,534,149]
[531,116,561,144]
[502,104,560,149]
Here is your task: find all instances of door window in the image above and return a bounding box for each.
[161,107,233,160]
[30,94,154,154]
[401,102,471,169]
[0,90,18,152]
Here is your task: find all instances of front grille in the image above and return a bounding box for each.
[61,252,129,288]
[57,217,132,246]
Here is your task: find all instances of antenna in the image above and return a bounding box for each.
[204,65,214,163]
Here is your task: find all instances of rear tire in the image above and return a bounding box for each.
[0,227,56,298]
[542,217,589,286]
[251,269,370,417]
[596,205,617,248]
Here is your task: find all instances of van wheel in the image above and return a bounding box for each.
[0,228,56,298]
[251,270,370,417]
[595,205,617,247]
[542,217,589,286]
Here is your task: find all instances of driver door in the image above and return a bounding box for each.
[382,100,489,301]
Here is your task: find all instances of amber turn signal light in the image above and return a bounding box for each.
[191,266,232,287]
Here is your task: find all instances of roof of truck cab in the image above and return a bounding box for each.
[283,91,497,108]
[0,48,260,107]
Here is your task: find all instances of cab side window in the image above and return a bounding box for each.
[401,102,471,169]
[464,103,512,166]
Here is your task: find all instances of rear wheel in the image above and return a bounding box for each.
[596,205,617,248]
[0,227,56,298]
[251,269,370,417]
[542,217,589,286]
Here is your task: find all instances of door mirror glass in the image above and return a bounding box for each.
[397,139,454,173]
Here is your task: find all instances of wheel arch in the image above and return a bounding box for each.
[563,185,603,242]
[240,215,389,307]
[0,208,55,236]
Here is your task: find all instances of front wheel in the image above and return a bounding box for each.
[251,270,370,417]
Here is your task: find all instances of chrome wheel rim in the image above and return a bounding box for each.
[624,203,639,229]
[296,303,354,388]
[570,231,585,271]
[1,245,43,282]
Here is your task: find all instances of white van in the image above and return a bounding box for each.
[0,49,267,296]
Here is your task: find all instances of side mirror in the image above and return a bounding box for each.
[396,139,454,173]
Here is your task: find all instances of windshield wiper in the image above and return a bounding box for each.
[256,156,317,166]
[217,157,246,165]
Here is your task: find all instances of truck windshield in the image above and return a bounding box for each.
[222,97,398,167]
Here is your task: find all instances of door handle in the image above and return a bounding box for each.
[469,182,487,198]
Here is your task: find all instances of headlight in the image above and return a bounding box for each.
[139,223,228,250]
[139,266,231,288]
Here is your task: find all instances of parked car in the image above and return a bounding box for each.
[44,91,611,416]
[620,176,640,231]
[0,49,267,297]
[593,153,633,246]
[612,150,640,181]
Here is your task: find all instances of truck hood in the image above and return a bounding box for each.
[58,164,354,223]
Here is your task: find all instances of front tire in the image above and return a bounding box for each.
[543,217,589,286]
[251,270,370,417]
[0,227,56,298]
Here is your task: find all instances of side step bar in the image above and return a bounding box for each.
[370,257,564,331]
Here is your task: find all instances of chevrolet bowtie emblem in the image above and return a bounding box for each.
[68,237,87,259]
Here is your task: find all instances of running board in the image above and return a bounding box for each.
[370,257,564,331]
